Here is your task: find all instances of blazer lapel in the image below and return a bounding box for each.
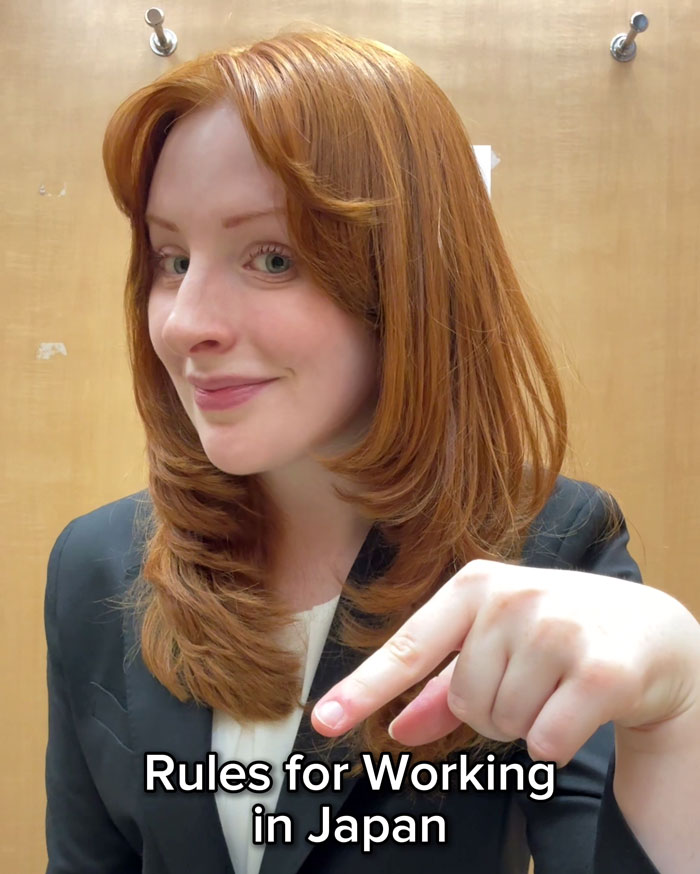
[258,523,395,874]
[256,616,369,874]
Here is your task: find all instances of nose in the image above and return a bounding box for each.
[157,261,243,355]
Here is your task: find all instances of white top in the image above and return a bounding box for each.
[211,594,340,874]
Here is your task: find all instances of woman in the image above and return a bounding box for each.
[45,24,700,874]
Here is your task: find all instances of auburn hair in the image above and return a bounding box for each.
[101,23,590,773]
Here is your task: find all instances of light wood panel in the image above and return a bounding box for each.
[2,1,697,870]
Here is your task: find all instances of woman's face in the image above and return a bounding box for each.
[145,102,379,477]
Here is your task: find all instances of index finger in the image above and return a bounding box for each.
[310,563,486,736]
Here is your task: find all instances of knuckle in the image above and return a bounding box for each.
[480,592,520,630]
[577,658,622,692]
[466,558,491,577]
[484,588,542,628]
[385,633,422,670]
[492,591,516,613]
[529,617,577,652]
[454,559,491,589]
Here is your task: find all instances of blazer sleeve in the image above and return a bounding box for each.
[511,485,661,874]
[44,521,141,874]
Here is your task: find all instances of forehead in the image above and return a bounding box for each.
[146,103,285,218]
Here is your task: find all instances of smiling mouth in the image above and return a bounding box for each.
[193,379,278,410]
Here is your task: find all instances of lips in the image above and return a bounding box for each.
[193,378,276,410]
[187,375,275,391]
[201,382,266,392]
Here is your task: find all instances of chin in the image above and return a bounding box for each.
[197,441,303,478]
[199,451,269,477]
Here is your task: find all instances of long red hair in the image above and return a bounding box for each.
[103,24,574,769]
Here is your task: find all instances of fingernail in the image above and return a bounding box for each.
[316,700,345,729]
[387,718,397,740]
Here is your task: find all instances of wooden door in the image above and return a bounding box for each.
[2,1,697,869]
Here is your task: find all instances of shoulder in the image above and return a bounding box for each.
[45,490,153,652]
[47,489,152,591]
[521,474,639,579]
[532,474,617,526]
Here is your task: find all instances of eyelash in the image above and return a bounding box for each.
[149,243,294,280]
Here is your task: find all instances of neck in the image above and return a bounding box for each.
[259,457,373,608]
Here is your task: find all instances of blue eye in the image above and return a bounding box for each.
[149,244,294,279]
[148,251,188,276]
[174,255,189,274]
[249,244,294,275]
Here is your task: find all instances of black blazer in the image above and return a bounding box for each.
[45,475,661,873]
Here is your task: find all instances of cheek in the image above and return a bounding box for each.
[293,311,375,383]
[312,326,378,408]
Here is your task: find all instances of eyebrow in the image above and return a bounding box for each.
[144,207,284,232]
